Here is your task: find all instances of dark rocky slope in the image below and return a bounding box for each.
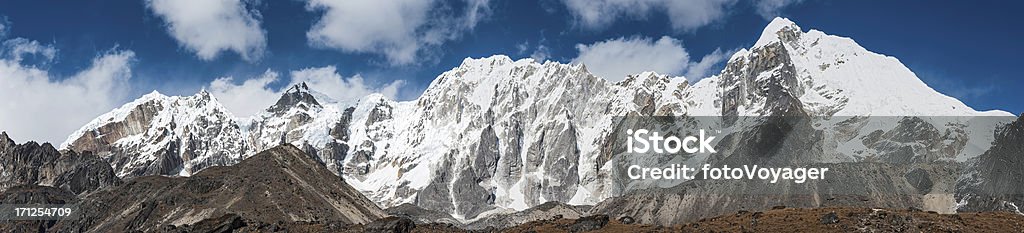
[0,185,78,233]
[46,144,386,232]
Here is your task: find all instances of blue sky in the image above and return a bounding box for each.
[0,0,1021,143]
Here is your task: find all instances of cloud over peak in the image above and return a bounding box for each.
[571,36,735,82]
[572,36,689,81]
[208,66,406,118]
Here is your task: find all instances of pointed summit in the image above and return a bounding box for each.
[268,82,321,113]
[193,88,214,102]
[285,82,311,94]
[0,131,12,147]
[754,17,802,48]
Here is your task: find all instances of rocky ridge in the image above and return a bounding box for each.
[49,144,386,232]
[0,132,121,195]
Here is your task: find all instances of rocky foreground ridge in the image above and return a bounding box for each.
[1,143,385,232]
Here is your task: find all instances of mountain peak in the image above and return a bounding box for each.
[285,82,311,94]
[754,17,801,48]
[459,55,514,69]
[268,82,322,113]
[193,89,215,103]
[0,131,11,146]
[139,90,168,102]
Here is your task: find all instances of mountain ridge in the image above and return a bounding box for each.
[54,17,1017,222]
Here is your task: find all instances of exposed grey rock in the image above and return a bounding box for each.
[464,201,590,230]
[618,216,635,224]
[494,121,523,188]
[0,132,61,192]
[452,168,493,219]
[519,118,581,208]
[365,100,393,127]
[415,151,456,214]
[956,115,1024,212]
[363,217,415,233]
[905,168,933,195]
[820,212,838,224]
[0,132,121,195]
[386,203,461,225]
[179,214,247,233]
[569,215,609,232]
[345,140,374,177]
[0,185,78,233]
[473,125,500,182]
[268,82,321,113]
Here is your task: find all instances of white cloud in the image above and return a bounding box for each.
[753,0,805,19]
[516,42,530,54]
[290,66,405,104]
[516,41,552,62]
[530,45,552,62]
[572,36,737,82]
[305,0,492,65]
[0,45,135,144]
[572,36,689,82]
[207,66,406,117]
[0,17,57,65]
[3,38,57,64]
[207,70,281,117]
[146,0,266,61]
[684,48,739,80]
[559,0,737,32]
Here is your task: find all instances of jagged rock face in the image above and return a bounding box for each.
[47,150,123,195]
[0,132,121,195]
[579,18,1014,227]
[718,40,804,120]
[956,115,1024,213]
[250,84,324,148]
[0,132,61,192]
[50,144,386,232]
[63,91,248,178]
[268,82,321,113]
[344,59,688,219]
[246,84,354,176]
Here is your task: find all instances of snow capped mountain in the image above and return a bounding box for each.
[740,17,1008,117]
[342,56,693,219]
[244,82,355,175]
[62,90,247,177]
[715,18,1012,162]
[59,17,1016,222]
